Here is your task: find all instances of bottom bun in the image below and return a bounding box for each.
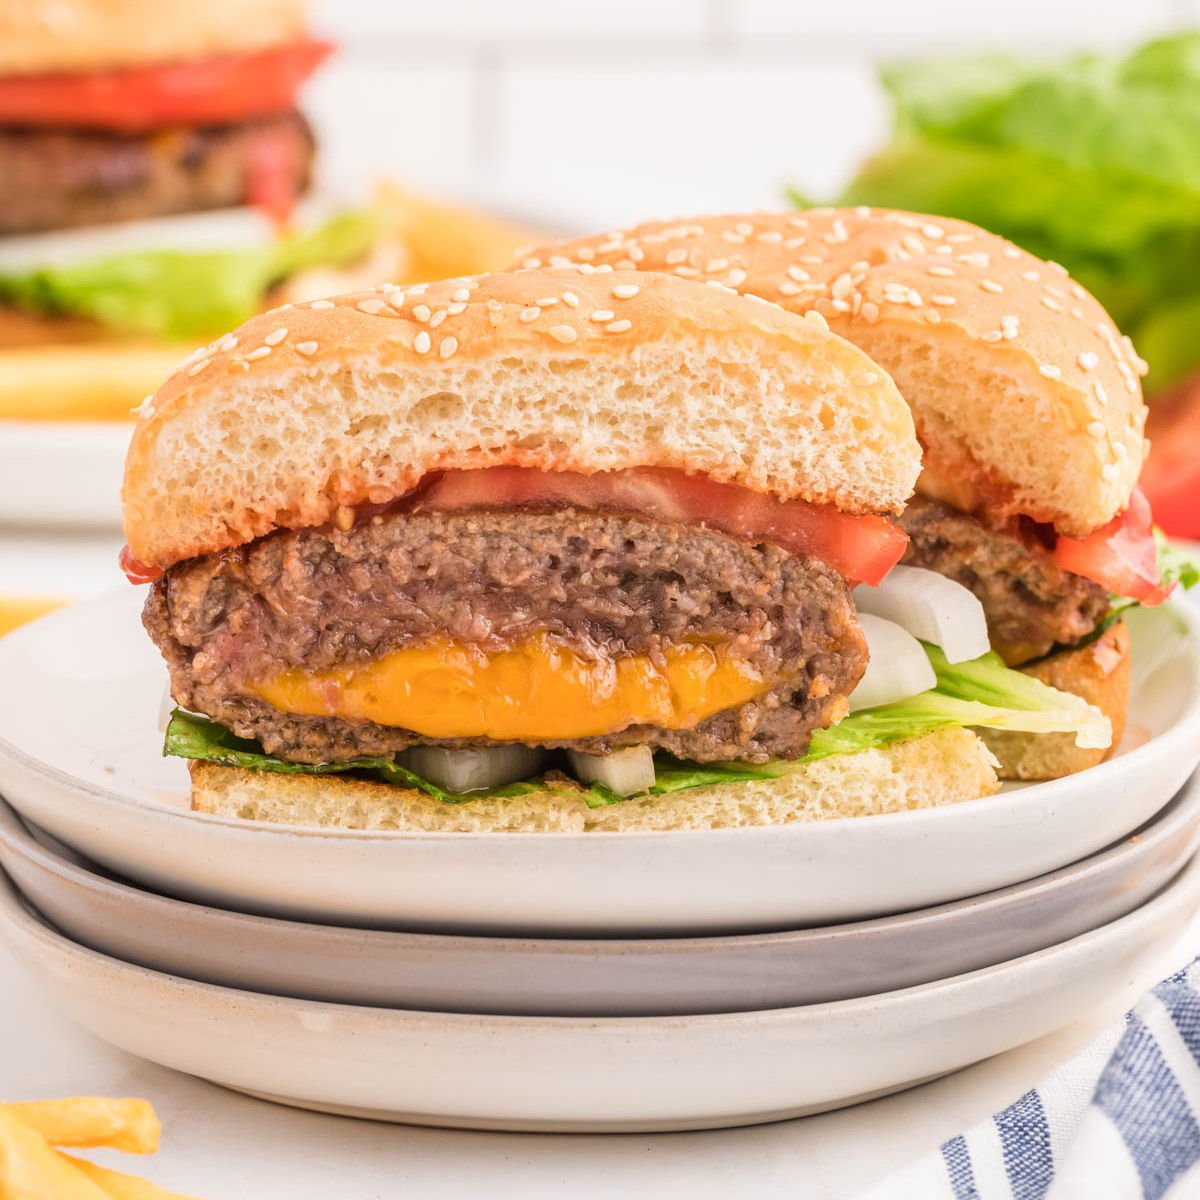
[980,622,1130,782]
[190,727,999,834]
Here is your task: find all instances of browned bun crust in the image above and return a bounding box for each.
[517,209,1149,537]
[122,267,921,568]
[0,0,307,74]
[979,621,1130,780]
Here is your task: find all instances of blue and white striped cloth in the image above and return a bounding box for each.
[858,960,1200,1200]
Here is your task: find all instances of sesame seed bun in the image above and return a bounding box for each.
[518,209,1149,538]
[122,267,920,569]
[0,0,307,74]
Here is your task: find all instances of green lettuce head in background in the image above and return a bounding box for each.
[823,31,1200,393]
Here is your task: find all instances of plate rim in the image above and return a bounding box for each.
[2,773,1198,953]
[0,590,1198,844]
[3,847,1198,1027]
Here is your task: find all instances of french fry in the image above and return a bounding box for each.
[5,1098,162,1155]
[64,1153,204,1200]
[0,1107,111,1199]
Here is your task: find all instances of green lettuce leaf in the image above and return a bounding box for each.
[829,32,1200,389]
[0,209,380,340]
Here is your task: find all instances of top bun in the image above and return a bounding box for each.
[0,0,307,74]
[517,209,1149,536]
[123,267,919,569]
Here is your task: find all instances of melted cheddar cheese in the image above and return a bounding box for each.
[251,635,769,741]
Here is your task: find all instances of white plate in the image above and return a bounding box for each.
[0,590,1197,936]
[2,853,1197,1132]
[0,421,128,529]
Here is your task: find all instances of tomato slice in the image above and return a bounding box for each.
[412,466,908,586]
[0,40,332,133]
[246,125,304,225]
[119,545,163,585]
[1141,373,1200,539]
[1053,487,1170,604]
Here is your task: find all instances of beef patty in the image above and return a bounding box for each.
[899,495,1110,665]
[0,111,313,235]
[145,508,867,764]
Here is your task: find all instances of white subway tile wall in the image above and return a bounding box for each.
[308,0,1200,232]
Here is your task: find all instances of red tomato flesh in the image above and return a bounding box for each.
[410,466,908,586]
[1053,488,1170,605]
[1141,374,1200,539]
[0,40,332,133]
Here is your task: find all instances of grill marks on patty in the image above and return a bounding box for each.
[145,508,867,764]
[899,494,1111,666]
[0,111,313,235]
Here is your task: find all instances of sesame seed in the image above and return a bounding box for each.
[413,331,432,354]
[756,230,783,244]
[429,310,447,328]
[787,265,812,282]
[705,258,730,273]
[1041,297,1064,312]
[1078,351,1099,370]
[575,246,595,261]
[803,310,830,332]
[674,265,699,278]
[357,298,389,315]
[927,265,955,277]
[188,359,210,376]
[946,233,973,244]
[246,346,271,361]
[217,334,238,352]
[1002,247,1021,259]
[857,372,879,386]
[520,307,540,322]
[263,328,289,346]
[452,287,471,303]
[535,297,559,308]
[1070,283,1086,299]
[665,249,688,265]
[1087,421,1106,438]
[931,294,957,306]
[593,264,614,274]
[924,309,942,324]
[628,246,645,262]
[831,298,851,312]
[727,268,747,286]
[448,302,467,316]
[310,299,335,310]
[1022,270,1040,282]
[779,281,802,296]
[548,325,578,343]
[439,337,458,359]
[721,231,746,244]
[980,279,1004,293]
[902,235,926,256]
[612,284,640,299]
[413,305,431,323]
[295,341,318,356]
[1039,364,1062,380]
[1101,463,1119,481]
[334,506,355,532]
[861,301,880,322]
[907,289,923,307]
[605,319,632,333]
[923,223,945,238]
[957,252,990,267]
[1094,381,1109,405]
[561,291,580,309]
[590,310,616,322]
[981,331,1003,343]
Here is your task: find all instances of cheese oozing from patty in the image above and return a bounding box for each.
[250,634,770,741]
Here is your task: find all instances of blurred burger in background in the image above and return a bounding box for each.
[824,31,1200,537]
[0,0,388,424]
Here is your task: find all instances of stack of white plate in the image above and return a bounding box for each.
[0,590,1198,1132]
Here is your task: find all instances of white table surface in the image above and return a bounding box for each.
[2,539,1199,1199]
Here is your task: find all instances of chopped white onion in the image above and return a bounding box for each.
[849,614,938,712]
[854,565,990,664]
[567,746,656,796]
[405,746,546,794]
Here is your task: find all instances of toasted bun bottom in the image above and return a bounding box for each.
[190,727,999,834]
[979,621,1130,781]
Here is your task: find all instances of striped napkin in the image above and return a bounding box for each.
[858,960,1200,1199]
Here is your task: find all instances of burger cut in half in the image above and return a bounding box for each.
[519,209,1191,780]
[123,269,1110,833]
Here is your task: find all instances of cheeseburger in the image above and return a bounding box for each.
[0,0,384,422]
[123,269,1107,833]
[519,209,1179,780]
